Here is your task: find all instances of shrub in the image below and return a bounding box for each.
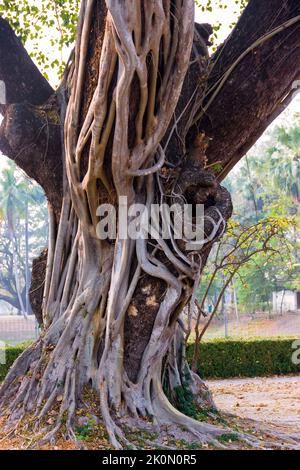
[1,338,300,382]
[0,343,30,381]
[187,337,300,379]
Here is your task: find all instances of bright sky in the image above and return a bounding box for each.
[195,0,239,44]
[0,1,299,171]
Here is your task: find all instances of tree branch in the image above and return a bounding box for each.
[0,294,21,311]
[196,0,300,180]
[0,17,53,113]
[0,101,63,217]
[0,17,63,216]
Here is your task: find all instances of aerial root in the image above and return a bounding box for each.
[1,365,295,450]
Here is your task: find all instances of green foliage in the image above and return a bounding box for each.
[218,433,240,443]
[185,442,203,450]
[221,117,300,314]
[174,382,218,422]
[2,338,299,392]
[0,343,29,381]
[0,159,48,311]
[187,338,300,379]
[196,0,248,12]
[0,0,250,82]
[208,162,223,173]
[195,0,248,47]
[174,383,199,419]
[196,215,295,320]
[0,0,80,81]
[226,119,300,223]
[75,416,98,441]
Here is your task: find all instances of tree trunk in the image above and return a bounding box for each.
[0,0,232,448]
[7,214,27,318]
[25,199,30,315]
[1,0,300,450]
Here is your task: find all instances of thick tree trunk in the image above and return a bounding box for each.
[1,0,300,450]
[0,0,232,448]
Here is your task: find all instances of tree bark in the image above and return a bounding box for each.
[1,0,300,449]
[195,0,300,180]
[0,17,63,218]
[0,17,53,111]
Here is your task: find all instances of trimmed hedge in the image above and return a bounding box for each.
[0,344,28,381]
[1,338,300,381]
[187,337,300,379]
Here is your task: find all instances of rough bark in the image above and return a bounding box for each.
[0,17,63,218]
[0,17,53,112]
[0,0,232,449]
[0,0,300,450]
[0,101,63,218]
[195,0,300,180]
[29,249,47,325]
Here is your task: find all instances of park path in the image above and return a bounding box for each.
[0,375,299,449]
[208,375,300,435]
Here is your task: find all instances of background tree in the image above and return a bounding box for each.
[0,161,47,315]
[190,215,295,364]
[0,219,27,313]
[223,119,300,314]
[0,0,300,449]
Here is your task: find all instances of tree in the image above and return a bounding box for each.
[0,160,48,315]
[1,0,300,449]
[189,216,295,365]
[0,219,27,313]
[224,119,300,314]
[0,162,30,316]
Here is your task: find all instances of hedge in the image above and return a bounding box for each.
[1,338,300,381]
[186,337,300,379]
[0,344,28,381]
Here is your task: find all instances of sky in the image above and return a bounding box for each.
[195,0,240,44]
[0,0,299,171]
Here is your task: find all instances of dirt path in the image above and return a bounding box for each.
[0,376,299,449]
[208,375,300,436]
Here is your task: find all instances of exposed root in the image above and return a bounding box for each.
[0,0,242,452]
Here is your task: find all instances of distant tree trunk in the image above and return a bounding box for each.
[223,302,229,338]
[24,199,30,315]
[232,281,239,323]
[8,217,26,318]
[1,0,300,449]
[280,289,286,316]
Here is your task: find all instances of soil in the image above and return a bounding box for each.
[208,375,300,438]
[201,313,300,340]
[0,376,299,450]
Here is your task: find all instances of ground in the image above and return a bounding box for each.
[201,312,300,340]
[0,376,299,450]
[1,312,299,345]
[208,375,300,436]
[0,314,299,449]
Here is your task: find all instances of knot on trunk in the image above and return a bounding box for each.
[171,133,233,253]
